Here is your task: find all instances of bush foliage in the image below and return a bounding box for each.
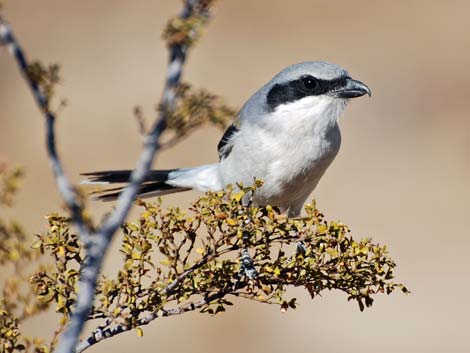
[0,172,407,353]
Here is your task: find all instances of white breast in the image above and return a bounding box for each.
[220,95,346,214]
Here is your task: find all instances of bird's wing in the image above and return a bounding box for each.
[217,121,240,161]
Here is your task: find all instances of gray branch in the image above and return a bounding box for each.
[76,290,231,353]
[0,15,91,241]
[0,1,212,352]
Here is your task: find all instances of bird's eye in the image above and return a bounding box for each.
[302,76,318,90]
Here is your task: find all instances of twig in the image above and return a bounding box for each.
[0,15,91,242]
[76,290,231,353]
[133,106,148,136]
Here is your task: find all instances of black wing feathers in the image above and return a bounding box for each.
[217,123,239,160]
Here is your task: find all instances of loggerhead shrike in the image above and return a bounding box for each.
[83,61,371,216]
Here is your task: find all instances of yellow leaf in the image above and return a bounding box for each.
[226,218,238,226]
[326,248,338,257]
[131,251,142,260]
[57,246,66,257]
[231,191,244,202]
[136,327,144,337]
[31,241,42,249]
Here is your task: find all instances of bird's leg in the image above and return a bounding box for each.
[288,214,308,257]
[237,226,258,280]
[296,240,307,255]
[284,208,310,254]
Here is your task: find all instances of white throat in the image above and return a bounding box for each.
[264,95,347,138]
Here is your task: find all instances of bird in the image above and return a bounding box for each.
[82,61,371,217]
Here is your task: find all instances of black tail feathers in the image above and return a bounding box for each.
[81,169,190,201]
[82,170,175,184]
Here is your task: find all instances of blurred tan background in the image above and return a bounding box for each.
[1,0,469,352]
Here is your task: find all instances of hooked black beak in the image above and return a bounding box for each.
[335,78,371,99]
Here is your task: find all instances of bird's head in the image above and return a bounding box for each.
[241,61,370,132]
[267,61,370,108]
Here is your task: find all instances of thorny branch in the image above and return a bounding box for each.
[0,1,215,352]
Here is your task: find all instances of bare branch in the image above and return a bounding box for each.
[0,16,90,240]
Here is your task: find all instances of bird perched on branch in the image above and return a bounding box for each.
[83,61,370,216]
